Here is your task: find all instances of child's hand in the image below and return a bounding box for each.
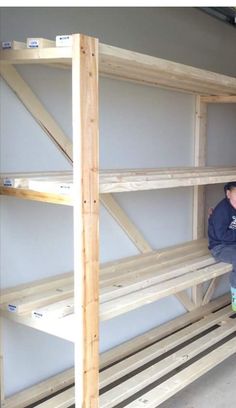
[208,207,214,218]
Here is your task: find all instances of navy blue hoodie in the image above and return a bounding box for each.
[208,198,236,249]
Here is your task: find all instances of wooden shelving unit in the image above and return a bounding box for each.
[1,33,236,407]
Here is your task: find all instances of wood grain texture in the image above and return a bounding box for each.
[72,33,99,408]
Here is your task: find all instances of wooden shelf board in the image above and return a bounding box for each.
[1,167,236,204]
[0,240,232,336]
[3,297,233,408]
[100,166,236,193]
[1,43,236,95]
[99,44,236,96]
[0,47,72,64]
[0,186,72,205]
[1,368,74,408]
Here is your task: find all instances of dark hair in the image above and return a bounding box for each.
[224,181,236,194]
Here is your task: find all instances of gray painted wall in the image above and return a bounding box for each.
[1,7,236,397]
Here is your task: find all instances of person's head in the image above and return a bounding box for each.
[224,182,236,209]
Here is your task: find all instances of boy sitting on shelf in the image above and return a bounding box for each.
[208,181,236,311]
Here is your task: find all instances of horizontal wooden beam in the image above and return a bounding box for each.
[4,284,73,314]
[2,368,74,408]
[35,387,74,408]
[1,43,236,95]
[0,47,72,64]
[0,186,72,205]
[2,166,236,196]
[201,95,236,103]
[99,44,236,95]
[0,272,73,304]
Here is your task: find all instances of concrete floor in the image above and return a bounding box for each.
[159,353,236,408]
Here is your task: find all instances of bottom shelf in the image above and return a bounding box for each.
[2,294,235,408]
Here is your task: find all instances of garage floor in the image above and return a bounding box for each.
[159,353,236,408]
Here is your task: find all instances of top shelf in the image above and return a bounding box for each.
[1,43,236,95]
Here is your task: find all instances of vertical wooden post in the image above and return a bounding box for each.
[193,95,207,240]
[72,34,99,407]
[192,95,207,306]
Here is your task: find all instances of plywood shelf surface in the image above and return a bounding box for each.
[1,166,236,204]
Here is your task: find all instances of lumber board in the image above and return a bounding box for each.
[100,255,215,303]
[0,187,72,205]
[100,171,236,193]
[0,242,211,317]
[0,65,73,163]
[193,96,207,240]
[100,248,209,291]
[99,305,232,389]
[2,43,236,96]
[100,318,236,407]
[99,294,229,368]
[25,300,233,408]
[100,193,152,253]
[125,336,236,407]
[1,241,231,325]
[2,368,74,408]
[100,262,232,320]
[99,43,236,95]
[35,387,74,408]
[0,47,72,64]
[192,95,207,306]
[72,33,99,408]
[201,95,236,103]
[0,296,231,408]
[0,272,73,304]
[203,276,222,305]
[3,284,73,314]
[32,297,74,320]
[175,291,195,311]
[1,167,236,199]
[101,238,207,275]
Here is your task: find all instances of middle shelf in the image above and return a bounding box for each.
[1,166,236,205]
[0,239,232,342]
